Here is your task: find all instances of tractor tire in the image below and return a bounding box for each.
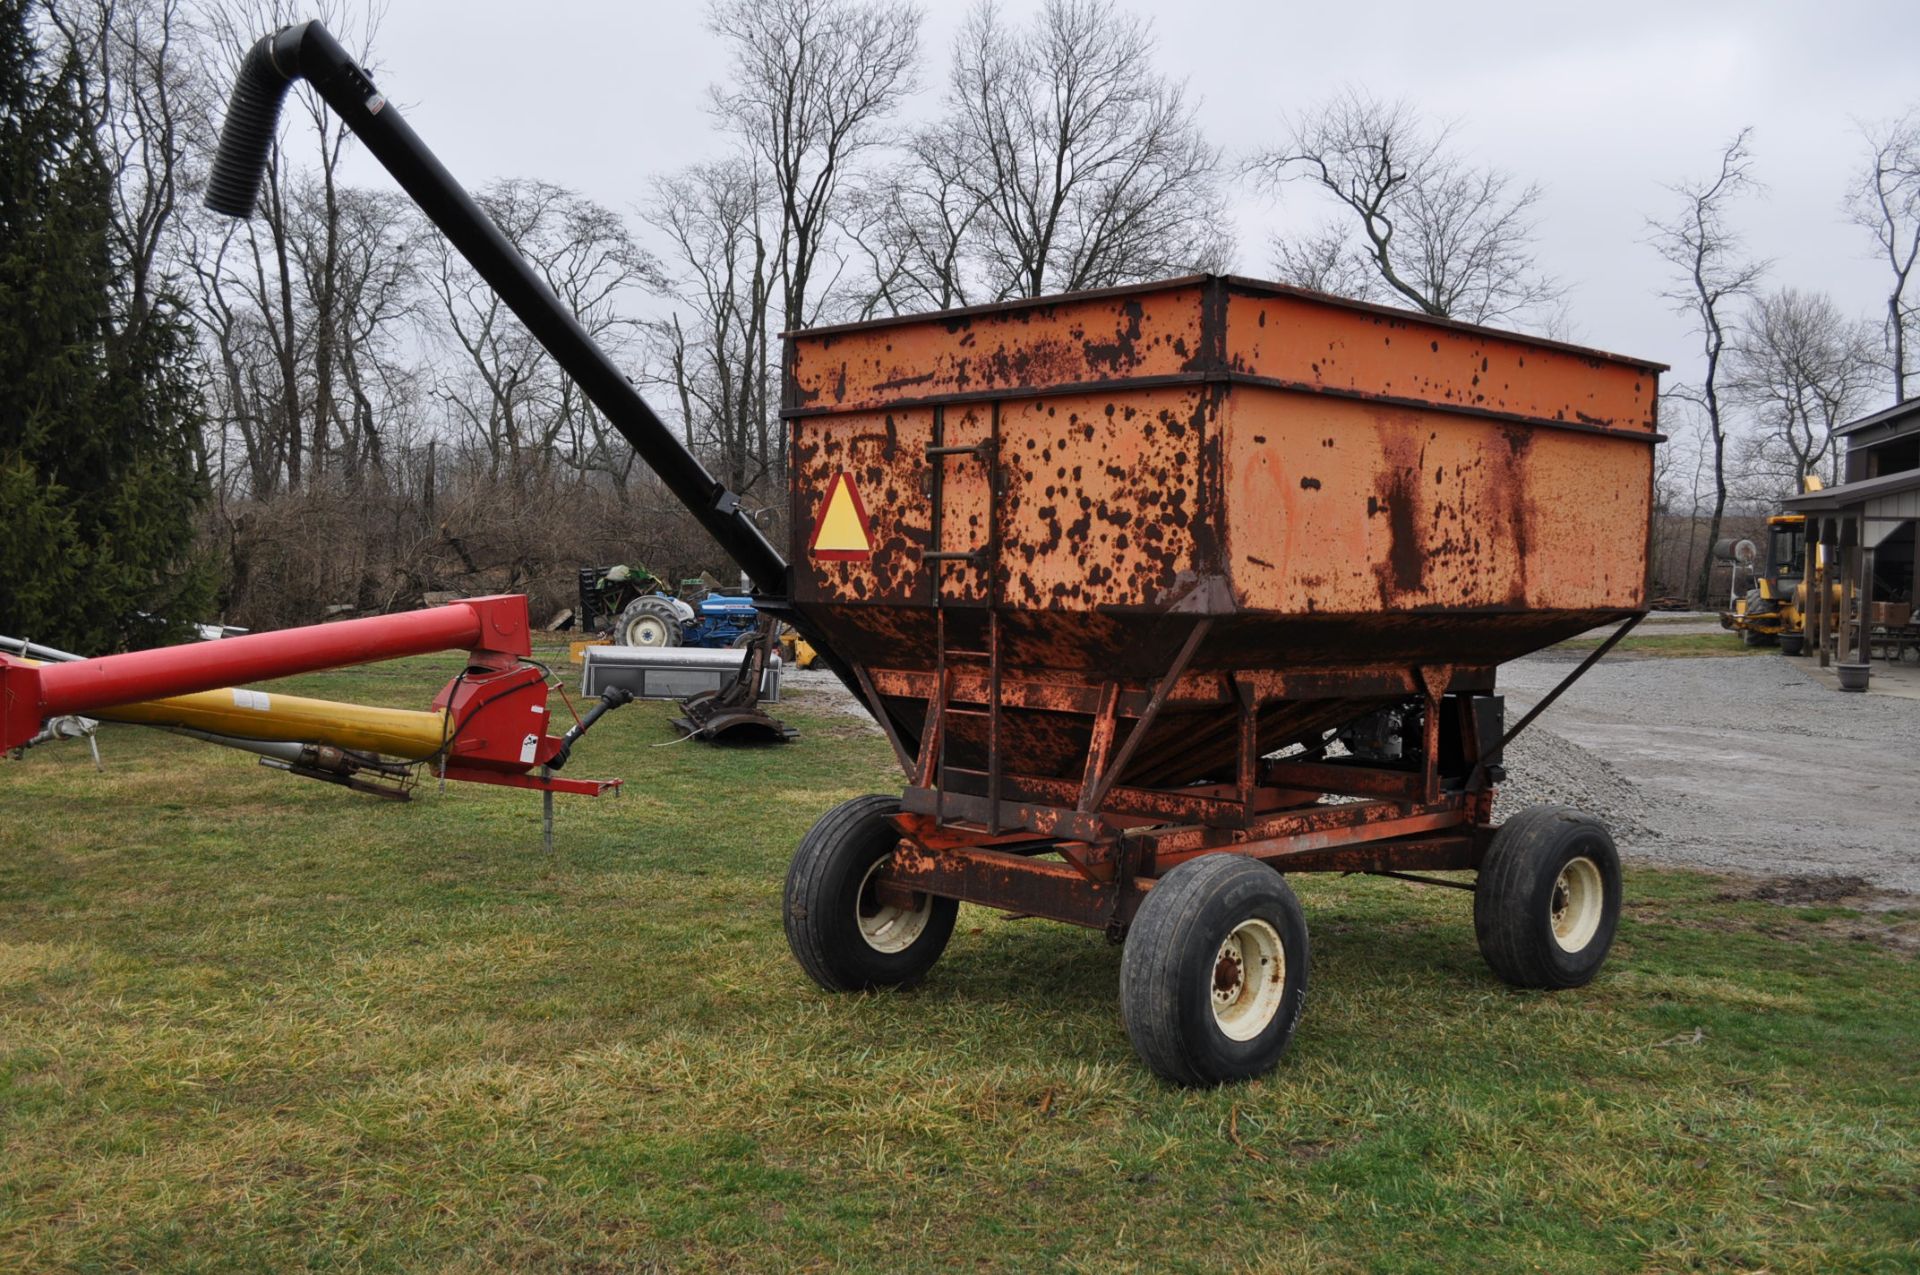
[615,596,683,648]
[1120,854,1310,1087]
[784,795,958,992]
[731,629,758,649]
[1474,805,1621,990]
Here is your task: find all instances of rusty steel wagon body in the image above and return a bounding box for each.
[778,278,1661,1081]
[200,24,1663,1084]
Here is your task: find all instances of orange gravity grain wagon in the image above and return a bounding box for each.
[191,22,1664,1084]
[780,278,1660,1082]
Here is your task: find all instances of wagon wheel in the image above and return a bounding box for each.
[784,795,958,991]
[614,596,683,648]
[1119,854,1311,1087]
[1474,805,1622,989]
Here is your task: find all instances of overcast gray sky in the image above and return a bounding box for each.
[334,0,1918,393]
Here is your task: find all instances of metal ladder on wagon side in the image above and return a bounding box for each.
[921,403,1005,834]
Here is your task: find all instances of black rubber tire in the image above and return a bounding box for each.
[1119,855,1310,1087]
[1474,805,1622,990]
[616,596,682,648]
[730,629,758,649]
[1741,591,1777,646]
[784,795,958,992]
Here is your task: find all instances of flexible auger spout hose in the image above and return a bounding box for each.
[206,23,345,216]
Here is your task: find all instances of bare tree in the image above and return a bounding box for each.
[316,183,422,483]
[707,0,921,332]
[843,123,984,316]
[1728,287,1881,499]
[1269,222,1381,303]
[1647,129,1767,606]
[642,159,780,497]
[941,0,1228,301]
[427,179,658,486]
[1650,399,1711,597]
[1848,108,1920,402]
[187,0,389,492]
[43,0,205,344]
[1250,89,1560,325]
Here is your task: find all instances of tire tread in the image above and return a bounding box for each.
[1474,804,1619,990]
[1121,855,1308,1087]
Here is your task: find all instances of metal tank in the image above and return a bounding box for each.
[784,276,1656,796]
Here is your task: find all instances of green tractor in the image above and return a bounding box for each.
[577,565,685,647]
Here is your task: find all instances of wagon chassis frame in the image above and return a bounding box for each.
[851,610,1643,935]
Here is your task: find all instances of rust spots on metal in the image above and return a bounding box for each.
[1081,298,1146,372]
[788,283,1211,414]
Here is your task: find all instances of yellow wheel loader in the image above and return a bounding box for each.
[1721,478,1826,651]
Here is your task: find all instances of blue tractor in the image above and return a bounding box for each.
[577,566,763,649]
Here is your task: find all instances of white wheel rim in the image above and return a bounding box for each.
[1210,918,1287,1042]
[1550,856,1605,953]
[856,857,931,954]
[628,617,667,646]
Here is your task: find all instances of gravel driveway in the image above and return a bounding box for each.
[1499,653,1919,895]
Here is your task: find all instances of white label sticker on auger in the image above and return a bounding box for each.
[231,689,271,711]
[519,733,539,764]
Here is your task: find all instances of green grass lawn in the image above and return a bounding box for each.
[2,653,1916,1272]
[1554,632,1771,658]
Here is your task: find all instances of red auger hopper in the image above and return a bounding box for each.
[190,22,1661,1085]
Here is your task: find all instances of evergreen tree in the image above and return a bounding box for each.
[0,0,211,653]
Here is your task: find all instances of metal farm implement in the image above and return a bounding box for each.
[1,21,1665,1086]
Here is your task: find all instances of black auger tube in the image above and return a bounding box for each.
[204,22,789,598]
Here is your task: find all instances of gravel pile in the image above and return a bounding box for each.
[784,668,883,731]
[1492,722,1664,848]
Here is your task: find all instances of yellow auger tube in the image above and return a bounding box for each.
[94,687,451,761]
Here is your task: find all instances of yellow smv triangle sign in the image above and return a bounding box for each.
[809,471,873,561]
